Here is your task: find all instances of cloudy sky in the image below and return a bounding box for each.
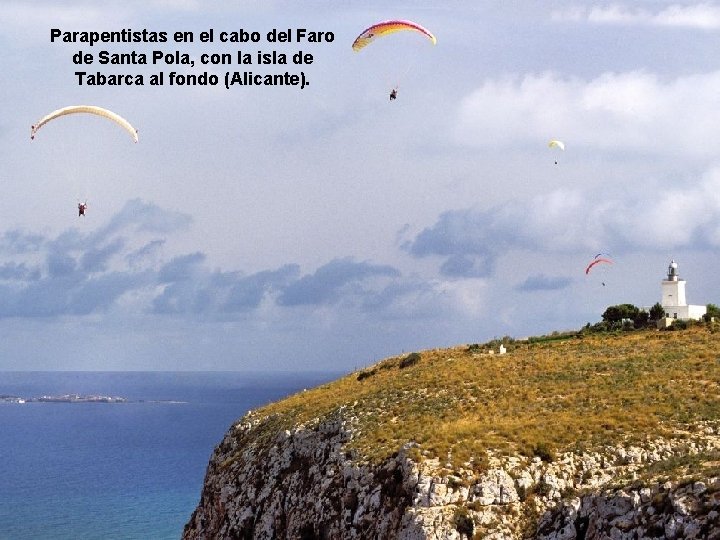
[1,1,719,371]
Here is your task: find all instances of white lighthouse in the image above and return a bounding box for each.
[660,260,706,321]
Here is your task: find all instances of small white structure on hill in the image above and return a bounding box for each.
[660,260,706,322]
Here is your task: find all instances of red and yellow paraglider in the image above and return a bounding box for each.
[352,20,436,101]
[351,20,437,52]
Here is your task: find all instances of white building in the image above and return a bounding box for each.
[660,260,706,321]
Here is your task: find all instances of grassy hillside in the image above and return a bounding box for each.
[246,324,720,471]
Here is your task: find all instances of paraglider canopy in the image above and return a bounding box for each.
[585,257,613,275]
[548,139,565,164]
[352,20,437,52]
[31,105,138,143]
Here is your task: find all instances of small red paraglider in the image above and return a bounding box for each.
[585,257,612,275]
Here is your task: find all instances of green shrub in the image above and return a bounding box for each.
[531,442,556,462]
[669,319,689,331]
[399,352,421,369]
[356,369,376,381]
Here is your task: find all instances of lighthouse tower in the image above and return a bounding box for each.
[660,260,706,321]
[661,260,685,307]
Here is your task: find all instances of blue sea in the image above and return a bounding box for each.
[0,371,339,540]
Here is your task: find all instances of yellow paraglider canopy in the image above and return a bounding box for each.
[548,139,565,164]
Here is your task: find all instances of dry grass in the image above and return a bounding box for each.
[240,326,720,467]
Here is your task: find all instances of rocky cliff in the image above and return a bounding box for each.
[184,327,720,539]
[184,412,720,539]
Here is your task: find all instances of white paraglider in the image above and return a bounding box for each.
[31,105,138,143]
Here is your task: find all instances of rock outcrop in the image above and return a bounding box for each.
[184,408,720,539]
[183,410,416,539]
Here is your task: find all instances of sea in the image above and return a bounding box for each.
[0,371,340,540]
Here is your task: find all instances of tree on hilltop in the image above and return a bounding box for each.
[602,304,640,324]
[649,302,665,321]
[704,303,720,322]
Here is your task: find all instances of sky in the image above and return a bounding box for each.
[1,0,719,371]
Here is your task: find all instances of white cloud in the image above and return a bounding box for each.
[456,70,720,158]
[617,165,720,247]
[553,3,720,29]
[407,165,720,269]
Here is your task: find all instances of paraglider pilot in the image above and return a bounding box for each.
[389,88,397,101]
[78,202,87,217]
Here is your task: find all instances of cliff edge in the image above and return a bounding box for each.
[184,326,720,539]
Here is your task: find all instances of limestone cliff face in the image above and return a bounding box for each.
[183,410,418,539]
[184,409,720,540]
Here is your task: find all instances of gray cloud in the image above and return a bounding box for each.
[0,262,41,281]
[516,274,573,292]
[81,238,126,273]
[0,202,414,322]
[405,205,520,277]
[46,250,78,278]
[358,278,441,317]
[97,198,192,239]
[222,265,300,312]
[0,201,190,319]
[70,271,154,316]
[407,208,501,258]
[0,258,152,319]
[152,264,301,316]
[440,254,494,278]
[0,280,68,318]
[277,258,401,307]
[125,239,165,268]
[158,252,205,283]
[0,230,45,254]
[152,280,202,315]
